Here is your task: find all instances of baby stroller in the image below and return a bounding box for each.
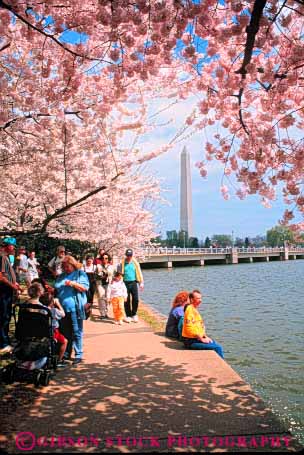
[2,302,58,387]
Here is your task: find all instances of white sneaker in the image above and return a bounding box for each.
[119,320,124,325]
[114,321,119,325]
[0,345,13,355]
[125,317,132,323]
[132,315,139,323]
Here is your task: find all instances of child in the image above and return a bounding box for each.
[47,297,68,367]
[31,277,54,306]
[110,272,127,325]
[30,281,68,367]
[17,282,48,370]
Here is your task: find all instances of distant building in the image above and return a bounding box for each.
[180,146,193,237]
[166,230,178,242]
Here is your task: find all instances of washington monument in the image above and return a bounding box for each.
[180,146,193,237]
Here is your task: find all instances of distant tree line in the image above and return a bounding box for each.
[152,226,304,249]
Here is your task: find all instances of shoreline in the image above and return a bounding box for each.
[141,262,304,447]
[1,300,303,453]
[137,299,303,450]
[138,300,167,332]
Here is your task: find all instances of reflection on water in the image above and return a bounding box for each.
[142,260,304,443]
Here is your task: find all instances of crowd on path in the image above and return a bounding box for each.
[0,238,144,365]
[0,236,223,368]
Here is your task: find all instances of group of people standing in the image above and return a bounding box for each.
[48,246,144,323]
[1,236,223,363]
[0,238,144,363]
[47,246,144,364]
[1,241,40,289]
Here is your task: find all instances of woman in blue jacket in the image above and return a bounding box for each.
[55,255,89,365]
[165,290,189,339]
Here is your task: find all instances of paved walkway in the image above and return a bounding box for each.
[0,305,302,453]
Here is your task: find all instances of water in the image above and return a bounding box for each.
[141,260,304,443]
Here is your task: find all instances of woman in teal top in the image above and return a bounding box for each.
[54,255,89,365]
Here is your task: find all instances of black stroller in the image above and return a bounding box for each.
[2,302,58,387]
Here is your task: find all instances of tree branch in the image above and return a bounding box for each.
[0,173,123,236]
[63,124,68,206]
[235,0,267,75]
[0,41,10,52]
[0,0,112,63]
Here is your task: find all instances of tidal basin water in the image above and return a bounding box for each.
[141,260,304,443]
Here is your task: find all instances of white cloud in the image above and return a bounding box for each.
[117,94,288,239]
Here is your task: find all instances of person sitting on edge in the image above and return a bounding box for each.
[165,290,189,339]
[182,289,224,358]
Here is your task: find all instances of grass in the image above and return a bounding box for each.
[0,318,16,370]
[138,302,166,332]
[0,291,27,370]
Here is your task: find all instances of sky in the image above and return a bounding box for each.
[46,7,293,242]
[139,97,287,241]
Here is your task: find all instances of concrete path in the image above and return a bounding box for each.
[0,305,302,453]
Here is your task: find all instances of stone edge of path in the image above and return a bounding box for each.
[138,300,167,332]
[136,300,303,452]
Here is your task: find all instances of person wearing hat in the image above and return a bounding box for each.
[0,237,21,354]
[2,237,16,266]
[48,246,66,278]
[118,249,144,323]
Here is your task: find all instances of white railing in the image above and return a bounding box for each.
[141,246,304,256]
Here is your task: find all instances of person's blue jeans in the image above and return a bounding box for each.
[186,338,224,358]
[60,311,83,359]
[0,287,14,349]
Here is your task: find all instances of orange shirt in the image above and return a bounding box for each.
[182,304,205,339]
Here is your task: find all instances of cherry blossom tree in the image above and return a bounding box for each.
[0,94,181,254]
[181,0,304,229]
[0,0,184,248]
[0,0,185,167]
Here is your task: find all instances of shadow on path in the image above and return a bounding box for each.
[1,354,294,453]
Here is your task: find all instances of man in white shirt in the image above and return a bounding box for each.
[17,246,31,287]
[48,246,66,278]
[27,251,40,283]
